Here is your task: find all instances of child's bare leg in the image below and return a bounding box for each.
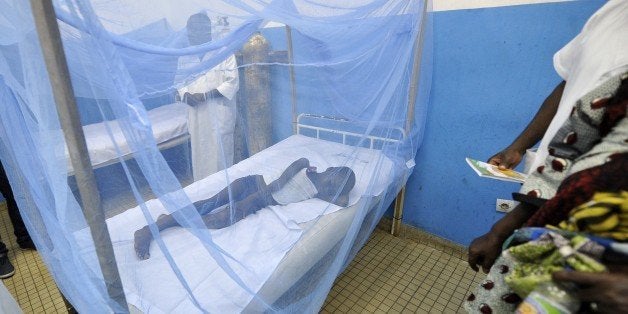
[194,175,266,215]
[134,175,267,259]
[202,191,275,229]
[134,214,180,260]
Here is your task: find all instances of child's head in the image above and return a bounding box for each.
[310,166,356,206]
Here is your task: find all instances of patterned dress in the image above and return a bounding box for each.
[518,72,628,227]
[466,72,627,314]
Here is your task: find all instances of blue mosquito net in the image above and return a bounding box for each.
[0,0,432,312]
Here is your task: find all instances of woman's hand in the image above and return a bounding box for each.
[553,271,628,313]
[468,231,505,273]
[487,147,524,170]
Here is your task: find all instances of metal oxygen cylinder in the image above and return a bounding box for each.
[241,32,271,157]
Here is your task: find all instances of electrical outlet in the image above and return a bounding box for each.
[496,199,519,213]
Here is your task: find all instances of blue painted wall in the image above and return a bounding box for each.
[402,0,605,246]
[1,1,605,248]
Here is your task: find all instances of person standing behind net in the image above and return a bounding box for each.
[0,160,35,279]
[176,13,239,181]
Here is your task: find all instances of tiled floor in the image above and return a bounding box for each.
[0,203,66,313]
[0,202,484,313]
[322,228,484,313]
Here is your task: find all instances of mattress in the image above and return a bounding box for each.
[67,102,189,171]
[74,134,396,313]
[243,194,376,312]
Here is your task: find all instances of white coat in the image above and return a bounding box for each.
[177,54,239,181]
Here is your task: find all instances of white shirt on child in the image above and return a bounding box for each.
[271,169,318,205]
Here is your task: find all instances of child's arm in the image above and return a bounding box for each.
[267,158,310,193]
[317,190,350,207]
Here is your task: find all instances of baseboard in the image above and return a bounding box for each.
[377,217,468,260]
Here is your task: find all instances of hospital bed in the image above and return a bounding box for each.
[66,102,189,173]
[73,114,406,313]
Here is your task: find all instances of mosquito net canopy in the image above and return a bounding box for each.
[0,0,431,312]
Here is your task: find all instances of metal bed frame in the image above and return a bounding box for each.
[296,113,406,147]
[67,133,190,176]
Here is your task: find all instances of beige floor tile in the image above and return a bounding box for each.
[322,229,478,314]
[0,203,64,314]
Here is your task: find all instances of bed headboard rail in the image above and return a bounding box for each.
[296,113,405,149]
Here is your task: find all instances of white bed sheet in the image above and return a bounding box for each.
[74,134,395,313]
[244,195,372,312]
[67,102,189,170]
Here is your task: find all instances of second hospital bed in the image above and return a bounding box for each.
[66,102,189,172]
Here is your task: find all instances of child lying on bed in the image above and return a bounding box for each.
[134,157,356,260]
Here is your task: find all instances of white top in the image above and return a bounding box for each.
[530,0,628,172]
[271,169,319,205]
[176,54,239,101]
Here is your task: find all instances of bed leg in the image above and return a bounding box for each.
[391,186,406,236]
